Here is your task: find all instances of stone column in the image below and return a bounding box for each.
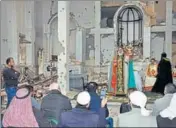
[76,28,86,63]
[57,1,70,95]
[143,27,151,58]
[0,1,1,66]
[1,1,18,64]
[94,1,101,72]
[24,1,35,66]
[165,1,173,60]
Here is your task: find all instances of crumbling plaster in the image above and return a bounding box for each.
[1,1,35,67]
[1,1,175,77]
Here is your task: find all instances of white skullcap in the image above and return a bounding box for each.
[77,91,91,105]
[49,83,60,91]
[160,93,176,120]
[129,91,151,116]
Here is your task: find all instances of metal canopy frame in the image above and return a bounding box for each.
[116,6,143,46]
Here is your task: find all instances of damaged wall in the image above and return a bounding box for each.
[1,1,19,65]
[34,1,95,58]
[151,32,165,61]
[33,0,95,75]
[1,1,35,66]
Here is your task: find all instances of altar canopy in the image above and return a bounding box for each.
[109,5,143,95]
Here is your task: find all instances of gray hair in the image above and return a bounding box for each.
[164,83,176,94]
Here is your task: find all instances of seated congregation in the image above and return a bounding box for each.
[2,82,176,127]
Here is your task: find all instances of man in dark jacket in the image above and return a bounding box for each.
[59,91,107,127]
[3,57,20,107]
[41,83,72,126]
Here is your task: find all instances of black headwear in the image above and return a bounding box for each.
[16,87,30,99]
[16,85,33,99]
[161,52,167,58]
[86,82,98,92]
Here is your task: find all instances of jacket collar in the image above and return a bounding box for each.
[72,107,90,113]
[49,89,61,95]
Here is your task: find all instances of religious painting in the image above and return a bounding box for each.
[144,58,157,91]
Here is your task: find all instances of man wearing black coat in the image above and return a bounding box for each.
[41,83,72,126]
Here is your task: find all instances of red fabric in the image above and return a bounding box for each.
[111,58,117,91]
[2,91,39,127]
[143,86,153,91]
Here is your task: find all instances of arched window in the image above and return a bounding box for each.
[116,6,143,46]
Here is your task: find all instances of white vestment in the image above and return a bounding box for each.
[134,71,143,91]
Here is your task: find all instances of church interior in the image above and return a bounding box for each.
[1,0,176,126]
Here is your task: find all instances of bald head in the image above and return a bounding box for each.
[164,83,176,95]
[49,83,60,91]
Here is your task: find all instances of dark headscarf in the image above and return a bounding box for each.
[86,82,98,92]
[161,52,167,60]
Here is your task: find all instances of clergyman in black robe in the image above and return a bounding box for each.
[152,53,173,95]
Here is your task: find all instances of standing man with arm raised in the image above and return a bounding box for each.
[3,57,20,107]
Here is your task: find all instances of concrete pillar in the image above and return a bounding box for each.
[24,1,35,66]
[143,27,151,58]
[76,28,86,63]
[1,1,18,64]
[94,1,101,72]
[0,1,1,66]
[57,1,70,95]
[165,1,173,60]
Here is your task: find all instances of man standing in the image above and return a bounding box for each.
[3,57,20,107]
[152,53,173,94]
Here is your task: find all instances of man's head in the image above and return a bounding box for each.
[164,83,176,95]
[76,91,91,108]
[6,57,14,67]
[151,58,156,64]
[86,82,98,92]
[127,88,137,98]
[129,91,147,108]
[18,84,34,96]
[129,91,151,116]
[49,83,60,91]
[161,52,167,59]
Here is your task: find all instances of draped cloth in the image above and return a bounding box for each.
[128,60,136,88]
[2,88,39,127]
[111,57,117,93]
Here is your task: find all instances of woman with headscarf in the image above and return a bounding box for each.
[118,91,157,127]
[86,82,113,127]
[86,82,108,116]
[2,85,51,127]
[152,52,173,94]
[157,93,176,127]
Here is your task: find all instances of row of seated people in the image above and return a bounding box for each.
[2,82,112,127]
[2,82,176,127]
